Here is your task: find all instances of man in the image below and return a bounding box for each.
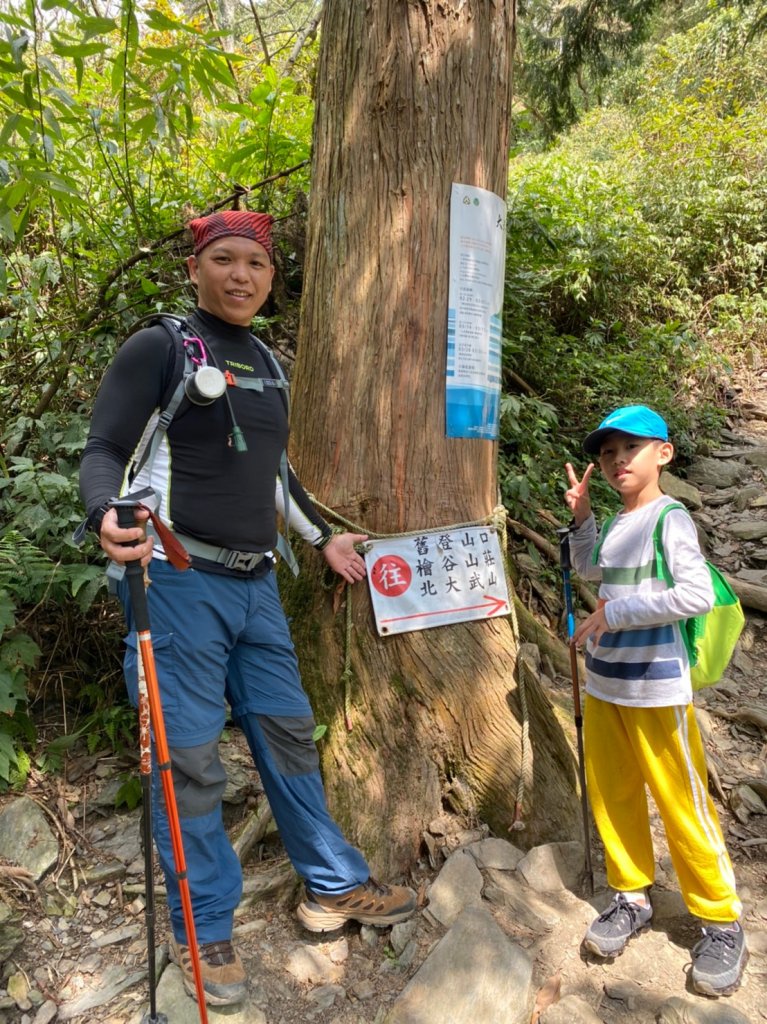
[79,210,415,1007]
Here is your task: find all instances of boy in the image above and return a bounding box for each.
[563,404,747,997]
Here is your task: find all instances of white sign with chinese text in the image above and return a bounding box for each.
[364,527,510,636]
[445,182,506,440]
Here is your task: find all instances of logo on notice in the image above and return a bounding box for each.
[371,556,412,597]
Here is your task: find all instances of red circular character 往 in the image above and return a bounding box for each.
[371,556,412,597]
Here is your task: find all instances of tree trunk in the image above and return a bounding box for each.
[285,0,582,878]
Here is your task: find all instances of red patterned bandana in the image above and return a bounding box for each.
[189,211,274,259]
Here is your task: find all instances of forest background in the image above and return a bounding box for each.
[0,0,765,801]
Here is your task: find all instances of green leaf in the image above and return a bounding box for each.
[0,667,24,714]
[81,15,119,36]
[114,775,142,810]
[126,7,139,54]
[110,50,126,95]
[145,9,198,34]
[50,39,108,58]
[139,277,160,295]
[41,0,80,12]
[0,114,21,147]
[0,732,19,778]
[312,724,327,742]
[0,178,29,213]
[10,34,29,68]
[0,592,16,642]
[2,633,41,668]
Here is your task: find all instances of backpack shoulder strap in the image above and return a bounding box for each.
[249,333,299,575]
[652,500,700,665]
[591,513,619,565]
[652,501,687,585]
[250,334,290,418]
[129,315,193,483]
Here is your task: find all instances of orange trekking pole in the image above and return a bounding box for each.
[114,501,209,1023]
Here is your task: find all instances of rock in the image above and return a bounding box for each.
[127,961,266,1024]
[390,919,418,956]
[396,939,418,967]
[58,965,147,1021]
[0,900,24,965]
[423,849,483,927]
[360,925,382,947]
[685,458,749,489]
[656,994,753,1022]
[81,860,127,885]
[464,837,524,871]
[482,869,561,930]
[7,972,31,1010]
[32,1002,57,1024]
[725,520,767,541]
[516,841,584,892]
[661,473,703,509]
[89,810,142,866]
[0,798,58,881]
[91,924,141,948]
[306,983,345,1009]
[742,448,767,469]
[351,978,376,1000]
[603,978,643,1009]
[385,905,533,1024]
[539,994,604,1023]
[729,784,767,823]
[327,937,349,964]
[735,568,767,585]
[285,944,343,985]
[735,483,765,511]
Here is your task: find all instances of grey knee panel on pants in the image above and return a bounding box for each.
[257,715,320,776]
[169,738,228,818]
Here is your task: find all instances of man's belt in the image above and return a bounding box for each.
[167,533,266,573]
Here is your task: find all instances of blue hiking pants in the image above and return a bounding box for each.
[117,558,369,944]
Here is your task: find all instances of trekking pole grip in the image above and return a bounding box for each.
[556,526,572,572]
[114,503,151,631]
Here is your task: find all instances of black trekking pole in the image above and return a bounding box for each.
[114,502,209,1024]
[557,526,595,895]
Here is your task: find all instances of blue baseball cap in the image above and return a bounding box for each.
[583,405,669,456]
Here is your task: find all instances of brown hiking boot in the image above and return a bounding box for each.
[296,878,417,933]
[169,935,247,1006]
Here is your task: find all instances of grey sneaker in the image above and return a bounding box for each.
[582,893,653,957]
[691,923,748,996]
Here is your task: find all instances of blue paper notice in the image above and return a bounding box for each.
[446,184,506,440]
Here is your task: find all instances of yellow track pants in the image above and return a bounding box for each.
[584,694,741,922]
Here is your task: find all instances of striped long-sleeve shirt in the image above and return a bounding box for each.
[570,495,714,707]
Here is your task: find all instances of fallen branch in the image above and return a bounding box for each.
[514,596,572,679]
[232,799,274,865]
[508,519,598,612]
[725,575,767,614]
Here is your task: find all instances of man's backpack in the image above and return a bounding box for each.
[653,502,744,689]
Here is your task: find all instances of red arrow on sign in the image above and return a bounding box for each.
[379,593,508,625]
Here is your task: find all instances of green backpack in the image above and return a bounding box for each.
[654,503,744,689]
[594,501,745,689]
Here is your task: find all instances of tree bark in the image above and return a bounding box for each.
[286,0,582,878]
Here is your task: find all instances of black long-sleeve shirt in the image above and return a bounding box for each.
[79,308,329,554]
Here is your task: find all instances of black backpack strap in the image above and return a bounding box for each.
[128,316,194,483]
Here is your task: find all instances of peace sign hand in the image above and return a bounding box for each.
[564,461,595,527]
